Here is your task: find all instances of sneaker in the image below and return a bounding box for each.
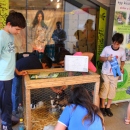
[1,124,13,130]
[1,125,8,130]
[11,115,19,126]
[1,121,13,130]
[105,108,113,117]
[100,108,107,116]
[12,111,20,118]
[12,111,19,117]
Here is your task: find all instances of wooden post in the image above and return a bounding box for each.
[25,88,31,130]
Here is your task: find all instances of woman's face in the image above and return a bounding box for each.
[37,14,42,22]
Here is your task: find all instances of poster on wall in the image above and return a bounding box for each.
[113,0,130,102]
[12,9,64,54]
[0,0,9,29]
[96,7,107,73]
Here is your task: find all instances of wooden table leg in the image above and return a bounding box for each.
[26,89,31,130]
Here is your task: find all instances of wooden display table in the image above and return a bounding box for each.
[23,68,100,130]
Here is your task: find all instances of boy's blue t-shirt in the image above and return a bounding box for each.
[0,30,15,80]
[58,104,103,130]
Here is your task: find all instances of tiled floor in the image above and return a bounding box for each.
[105,102,130,130]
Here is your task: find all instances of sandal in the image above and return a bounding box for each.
[125,119,130,125]
[105,108,113,117]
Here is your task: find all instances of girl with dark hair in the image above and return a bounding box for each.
[54,86,104,130]
[31,10,48,52]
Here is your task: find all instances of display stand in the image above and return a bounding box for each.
[23,68,100,130]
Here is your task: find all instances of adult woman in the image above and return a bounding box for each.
[54,86,104,130]
[31,10,48,52]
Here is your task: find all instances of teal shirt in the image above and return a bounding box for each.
[0,30,15,80]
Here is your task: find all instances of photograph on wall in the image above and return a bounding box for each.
[114,11,126,25]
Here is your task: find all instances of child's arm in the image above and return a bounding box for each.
[120,61,125,73]
[15,68,27,76]
[99,55,113,62]
[60,85,68,90]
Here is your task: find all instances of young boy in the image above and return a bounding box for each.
[99,33,126,117]
[12,54,52,115]
[0,12,27,130]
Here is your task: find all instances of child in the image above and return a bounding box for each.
[99,33,126,117]
[54,86,104,130]
[12,54,52,115]
[0,12,27,130]
[51,48,96,93]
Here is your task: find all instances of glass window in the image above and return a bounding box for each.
[9,0,98,63]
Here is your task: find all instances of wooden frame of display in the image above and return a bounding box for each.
[23,68,100,130]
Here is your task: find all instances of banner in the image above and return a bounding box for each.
[0,0,9,29]
[96,7,107,73]
[113,0,130,102]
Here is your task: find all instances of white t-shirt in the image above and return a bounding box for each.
[100,45,126,75]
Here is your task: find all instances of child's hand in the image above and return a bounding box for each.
[18,70,28,76]
[107,55,113,61]
[60,85,67,90]
[51,87,63,94]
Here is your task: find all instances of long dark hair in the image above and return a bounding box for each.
[32,10,47,29]
[68,86,104,126]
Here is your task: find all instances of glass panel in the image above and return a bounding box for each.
[9,0,26,53]
[26,1,64,53]
[9,1,99,129]
[9,0,98,65]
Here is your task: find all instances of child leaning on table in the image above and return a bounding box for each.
[99,33,126,117]
[51,49,96,94]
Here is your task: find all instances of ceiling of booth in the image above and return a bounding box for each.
[9,0,112,9]
[9,0,63,9]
